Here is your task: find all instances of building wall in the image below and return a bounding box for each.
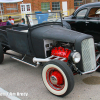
[82,0,98,4]
[74,0,99,10]
[32,0,74,11]
[2,3,21,14]
[2,0,100,15]
[2,0,74,15]
[23,0,74,15]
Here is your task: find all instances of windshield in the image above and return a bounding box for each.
[26,12,62,26]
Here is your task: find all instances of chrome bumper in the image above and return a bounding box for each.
[81,65,100,75]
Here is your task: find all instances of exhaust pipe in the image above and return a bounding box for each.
[11,56,40,68]
[33,56,66,63]
[33,57,50,63]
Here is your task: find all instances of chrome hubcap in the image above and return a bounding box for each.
[50,75,57,85]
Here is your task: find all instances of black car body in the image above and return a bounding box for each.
[0,12,99,97]
[63,2,100,42]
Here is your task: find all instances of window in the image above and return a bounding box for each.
[96,8,100,14]
[88,7,100,18]
[52,2,60,10]
[74,1,83,6]
[21,5,25,11]
[41,2,50,11]
[0,4,3,14]
[76,9,87,18]
[6,3,18,13]
[27,5,30,11]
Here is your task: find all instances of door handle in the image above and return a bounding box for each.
[86,21,89,23]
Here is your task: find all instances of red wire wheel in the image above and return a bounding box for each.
[42,60,74,97]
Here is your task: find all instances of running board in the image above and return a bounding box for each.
[11,56,40,68]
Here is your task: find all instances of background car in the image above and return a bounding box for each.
[63,2,100,43]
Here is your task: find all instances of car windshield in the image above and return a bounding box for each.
[26,12,62,26]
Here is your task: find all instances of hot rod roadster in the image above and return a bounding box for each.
[0,12,99,97]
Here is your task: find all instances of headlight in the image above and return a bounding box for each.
[72,52,81,63]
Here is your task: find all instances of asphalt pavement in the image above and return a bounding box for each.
[0,50,100,100]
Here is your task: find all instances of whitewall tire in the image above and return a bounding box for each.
[42,60,74,97]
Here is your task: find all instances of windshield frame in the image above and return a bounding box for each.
[26,12,62,28]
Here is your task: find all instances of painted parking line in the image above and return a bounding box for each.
[0,88,21,100]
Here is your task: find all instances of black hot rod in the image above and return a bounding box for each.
[0,12,99,97]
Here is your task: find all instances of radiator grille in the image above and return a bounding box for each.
[82,38,96,72]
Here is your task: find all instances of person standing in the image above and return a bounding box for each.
[21,18,25,24]
[7,16,14,25]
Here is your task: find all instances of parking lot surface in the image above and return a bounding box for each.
[0,51,100,100]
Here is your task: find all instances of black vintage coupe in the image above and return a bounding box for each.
[0,12,99,97]
[63,2,100,43]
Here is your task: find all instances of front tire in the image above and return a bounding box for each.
[0,43,4,64]
[42,60,74,97]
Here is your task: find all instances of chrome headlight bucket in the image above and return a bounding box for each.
[71,52,81,63]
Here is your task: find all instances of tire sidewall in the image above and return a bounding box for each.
[42,60,74,96]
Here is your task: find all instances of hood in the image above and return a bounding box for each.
[31,24,92,43]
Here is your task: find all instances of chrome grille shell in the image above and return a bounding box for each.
[81,38,96,72]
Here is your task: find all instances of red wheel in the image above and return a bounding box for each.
[46,68,65,91]
[42,60,74,97]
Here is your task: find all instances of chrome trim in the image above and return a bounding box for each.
[11,56,40,68]
[21,54,26,60]
[82,38,96,72]
[60,58,66,61]
[55,57,60,60]
[50,76,57,85]
[33,57,50,63]
[48,55,54,59]
[33,55,66,63]
[96,54,100,61]
[71,52,81,63]
[81,65,100,75]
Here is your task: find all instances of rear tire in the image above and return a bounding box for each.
[0,43,4,64]
[42,60,74,97]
